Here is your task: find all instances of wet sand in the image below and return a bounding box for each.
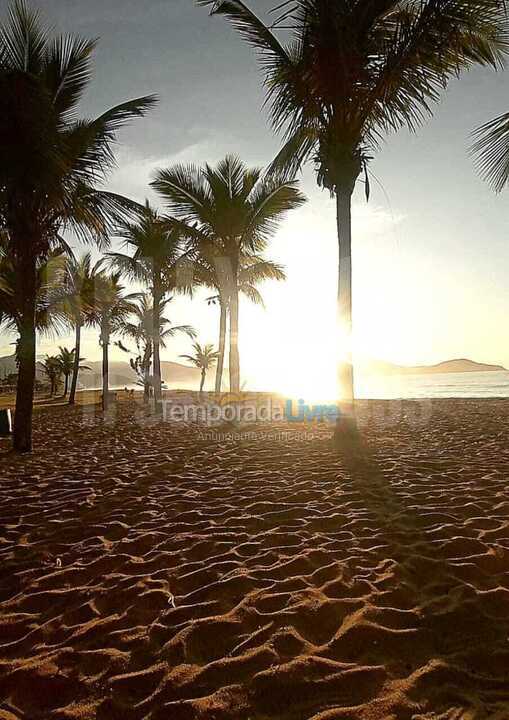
[1,398,509,719]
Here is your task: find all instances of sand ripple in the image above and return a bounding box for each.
[1,399,509,718]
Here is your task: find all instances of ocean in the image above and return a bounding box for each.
[99,370,509,400]
[357,370,509,399]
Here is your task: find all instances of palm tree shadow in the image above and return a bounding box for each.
[336,431,509,718]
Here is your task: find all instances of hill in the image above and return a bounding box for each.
[76,360,201,389]
[0,355,46,381]
[0,355,201,389]
[371,358,507,375]
[1,354,506,392]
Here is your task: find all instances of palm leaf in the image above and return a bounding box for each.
[471,111,509,192]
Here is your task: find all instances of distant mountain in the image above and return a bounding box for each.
[76,360,201,389]
[365,358,507,376]
[0,354,201,389]
[0,354,17,378]
[1,354,506,392]
[0,354,46,380]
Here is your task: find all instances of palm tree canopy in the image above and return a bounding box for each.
[62,252,105,325]
[56,346,89,374]
[197,251,286,308]
[86,272,140,337]
[198,0,509,191]
[152,155,306,257]
[42,355,63,381]
[118,293,197,351]
[180,342,220,371]
[0,1,157,253]
[0,238,69,335]
[238,255,285,307]
[56,347,76,376]
[108,202,195,295]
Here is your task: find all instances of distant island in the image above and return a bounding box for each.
[368,358,507,376]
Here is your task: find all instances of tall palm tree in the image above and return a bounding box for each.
[117,293,196,402]
[195,250,285,391]
[180,342,220,397]
[87,273,139,411]
[109,203,193,411]
[63,253,104,405]
[199,0,509,428]
[0,1,156,451]
[152,155,305,392]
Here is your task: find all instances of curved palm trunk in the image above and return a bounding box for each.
[335,188,355,435]
[200,368,206,397]
[13,252,37,453]
[69,322,81,405]
[215,300,227,393]
[101,321,110,412]
[229,287,240,393]
[152,273,163,413]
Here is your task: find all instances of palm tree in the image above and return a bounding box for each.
[87,273,139,411]
[56,347,74,397]
[63,254,104,405]
[195,250,285,391]
[109,203,193,412]
[117,293,196,402]
[0,1,156,451]
[56,346,89,397]
[42,355,62,397]
[180,342,220,397]
[152,155,305,392]
[199,0,509,429]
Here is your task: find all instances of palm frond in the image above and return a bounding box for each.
[1,0,49,73]
[165,323,197,340]
[196,0,290,67]
[43,34,97,118]
[243,177,306,247]
[151,163,213,224]
[471,111,509,192]
[66,95,158,185]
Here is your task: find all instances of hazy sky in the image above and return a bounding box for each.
[2,0,509,393]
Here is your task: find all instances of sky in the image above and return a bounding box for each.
[1,0,509,394]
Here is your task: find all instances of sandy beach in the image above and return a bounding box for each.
[1,397,509,719]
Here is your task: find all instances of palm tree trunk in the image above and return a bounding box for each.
[335,187,355,432]
[200,369,205,397]
[13,252,37,453]
[215,300,227,393]
[229,286,240,393]
[69,323,81,405]
[153,274,163,413]
[143,343,151,404]
[102,323,110,412]
[63,373,69,397]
